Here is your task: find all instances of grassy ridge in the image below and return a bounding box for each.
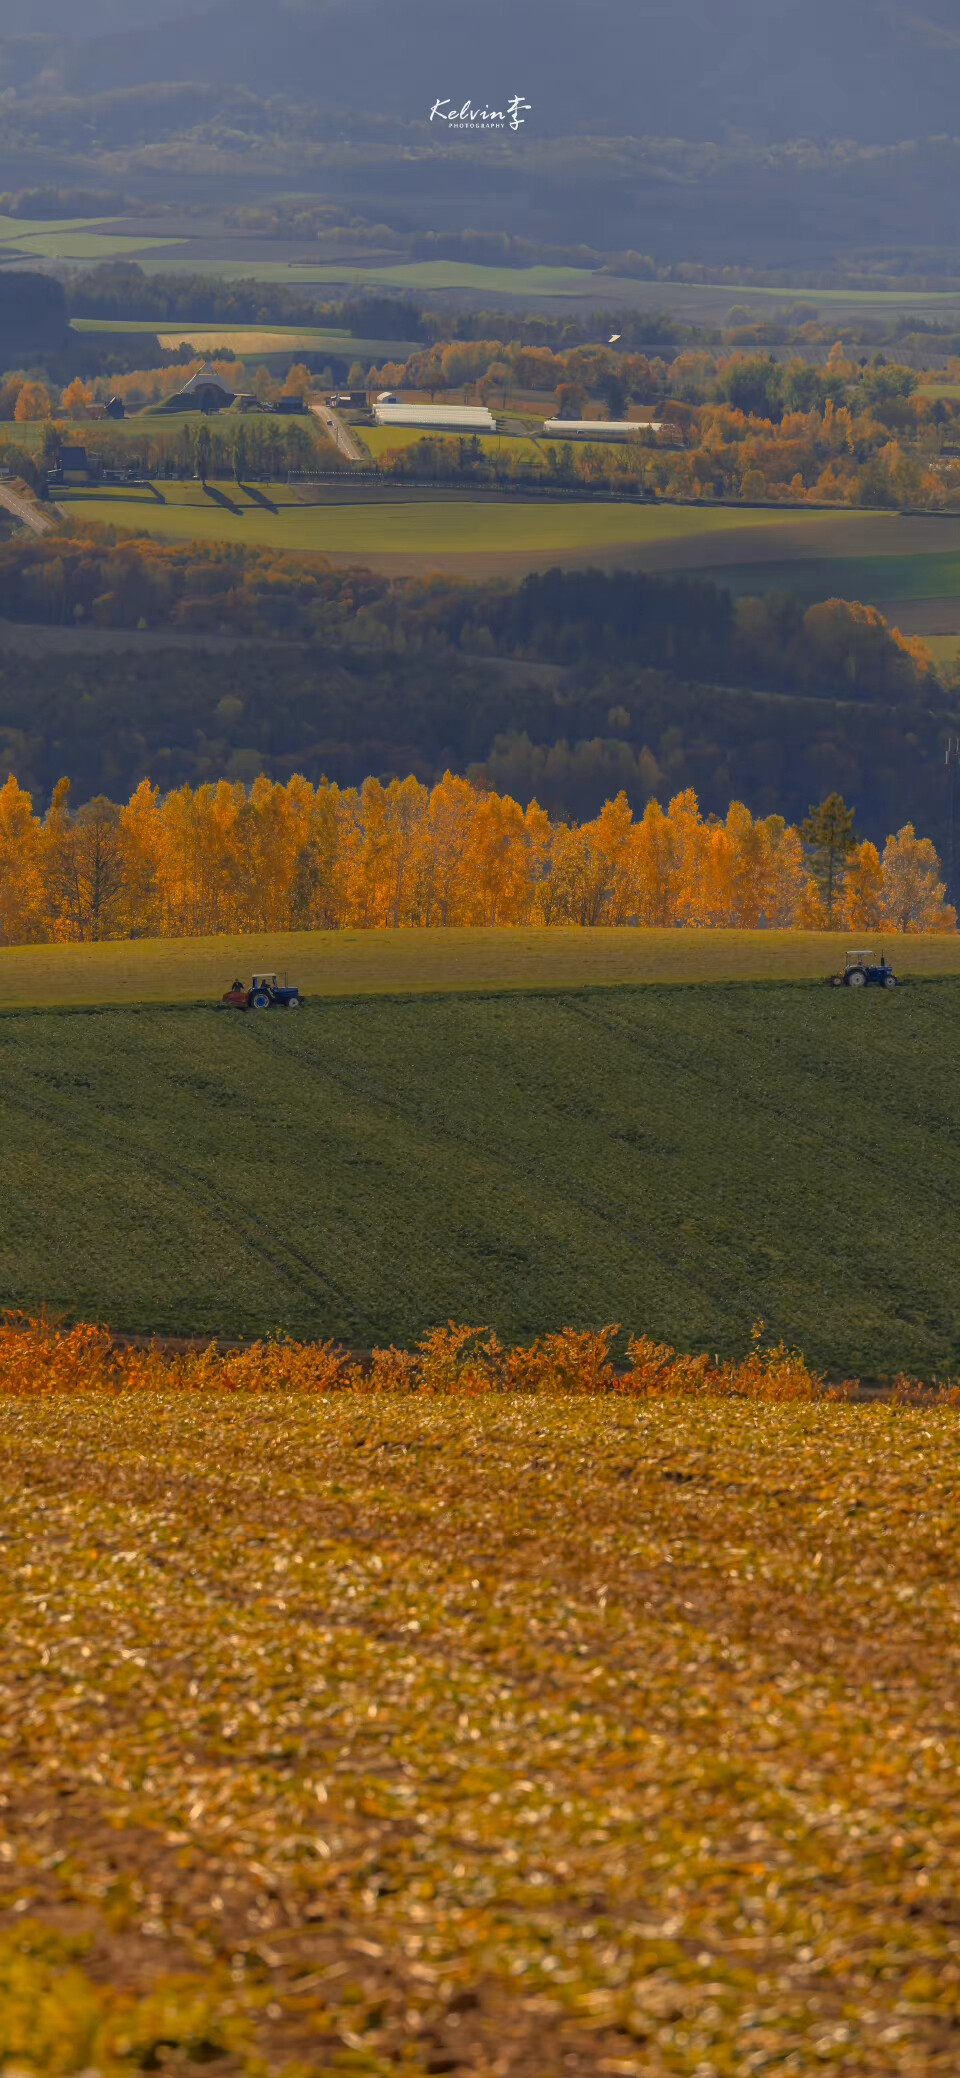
[137,252,960,315]
[48,480,959,584]
[716,549,960,605]
[2,228,181,259]
[1,927,956,1010]
[54,480,832,554]
[0,980,955,1372]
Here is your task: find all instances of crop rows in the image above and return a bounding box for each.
[1,1319,957,2076]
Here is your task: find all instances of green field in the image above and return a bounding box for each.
[714,548,960,610]
[0,215,182,261]
[52,479,950,571]
[0,212,115,240]
[0,977,956,1372]
[1,926,956,1011]
[5,414,200,449]
[924,632,960,672]
[712,544,960,643]
[358,424,544,462]
[132,252,960,319]
[141,259,622,297]
[5,226,954,316]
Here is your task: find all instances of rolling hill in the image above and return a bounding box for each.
[5,0,958,145]
[0,978,956,1373]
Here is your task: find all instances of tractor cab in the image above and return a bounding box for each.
[220,973,304,1010]
[832,950,897,989]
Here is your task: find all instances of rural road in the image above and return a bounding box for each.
[309,400,364,463]
[0,481,61,535]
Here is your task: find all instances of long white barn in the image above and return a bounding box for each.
[541,419,662,440]
[372,402,497,431]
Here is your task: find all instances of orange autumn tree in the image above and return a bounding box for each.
[880,825,954,932]
[842,841,885,931]
[0,774,44,943]
[13,379,53,422]
[0,773,954,945]
[59,377,94,418]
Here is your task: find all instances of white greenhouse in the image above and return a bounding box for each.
[541,419,662,441]
[372,402,497,431]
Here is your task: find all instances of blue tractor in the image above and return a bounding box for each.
[831,949,897,989]
[221,972,303,1010]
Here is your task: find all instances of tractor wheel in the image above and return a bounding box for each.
[883,974,897,988]
[251,991,271,1009]
[286,996,301,1008]
[847,970,866,987]
[830,975,843,987]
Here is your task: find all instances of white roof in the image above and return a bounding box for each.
[542,418,661,438]
[373,402,496,430]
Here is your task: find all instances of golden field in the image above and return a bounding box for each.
[0,926,957,1010]
[0,1318,957,2076]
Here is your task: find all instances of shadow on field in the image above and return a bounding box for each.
[239,482,278,513]
[203,484,243,514]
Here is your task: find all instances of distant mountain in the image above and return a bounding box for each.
[0,0,192,33]
[10,0,959,145]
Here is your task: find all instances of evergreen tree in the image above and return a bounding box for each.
[800,793,857,921]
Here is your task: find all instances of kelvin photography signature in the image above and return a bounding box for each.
[429,95,531,131]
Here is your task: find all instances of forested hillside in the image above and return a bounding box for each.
[0,638,955,862]
[0,537,953,848]
[8,0,957,144]
[2,4,957,272]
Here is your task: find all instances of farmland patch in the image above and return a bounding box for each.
[0,925,956,1011]
[48,482,957,579]
[0,980,954,1372]
[1,1376,956,2076]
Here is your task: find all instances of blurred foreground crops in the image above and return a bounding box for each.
[0,1321,957,2076]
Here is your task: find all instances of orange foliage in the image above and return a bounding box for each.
[0,1311,916,1399]
[13,379,53,422]
[0,771,953,945]
[59,376,94,419]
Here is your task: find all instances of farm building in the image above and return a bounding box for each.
[165,363,237,413]
[541,419,662,441]
[372,402,497,432]
[51,444,99,482]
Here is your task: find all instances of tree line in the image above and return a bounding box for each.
[0,769,952,947]
[0,539,939,705]
[365,346,959,510]
[7,293,958,510]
